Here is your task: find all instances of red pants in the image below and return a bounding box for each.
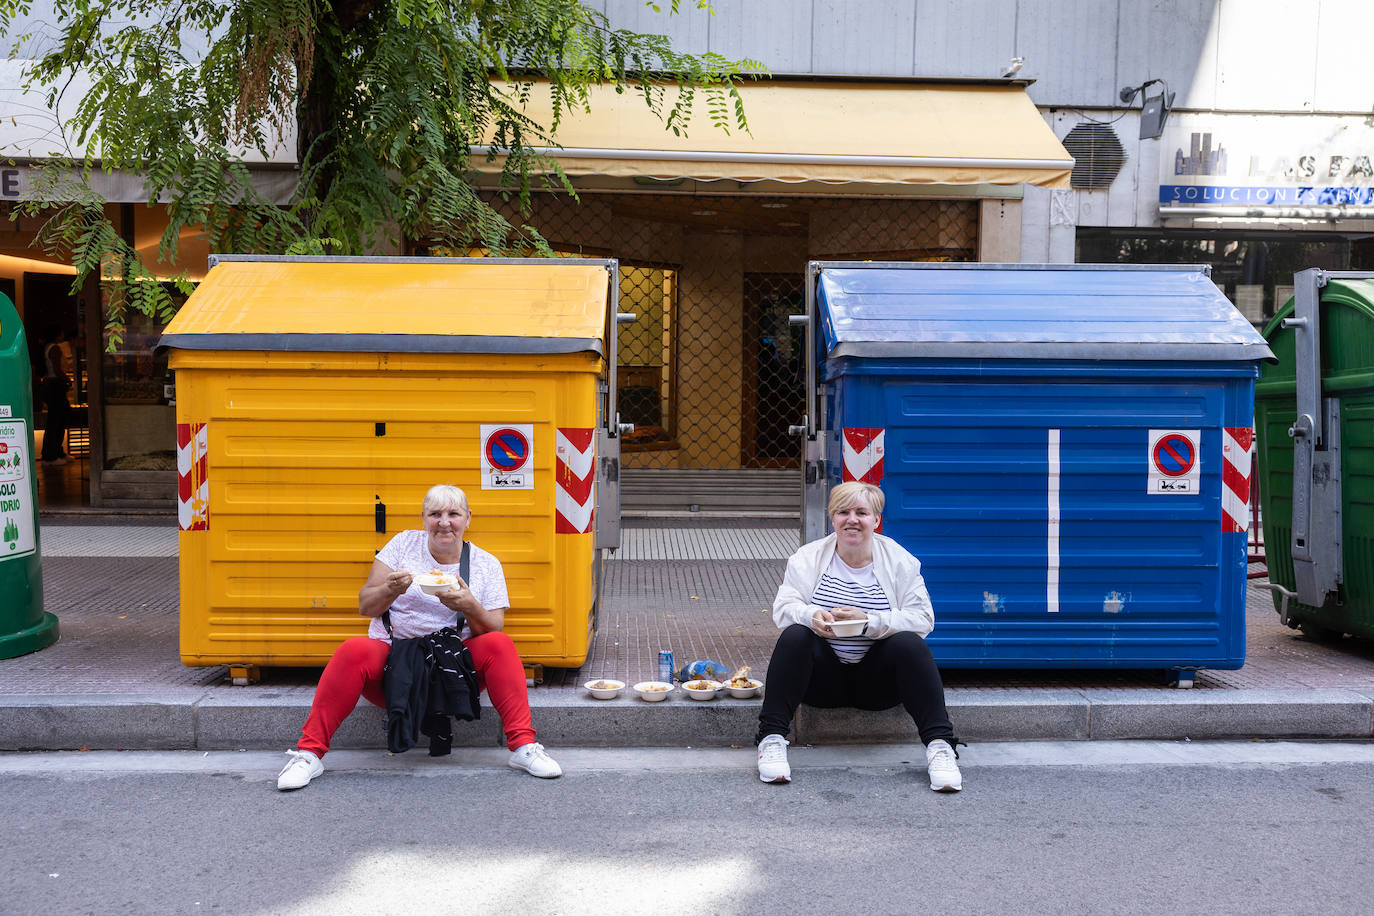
[297,631,536,757]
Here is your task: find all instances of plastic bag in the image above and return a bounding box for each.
[675,659,733,683]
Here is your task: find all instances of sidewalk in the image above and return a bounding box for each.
[3,516,1374,751]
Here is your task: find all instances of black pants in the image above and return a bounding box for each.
[755,624,956,747]
[40,377,70,460]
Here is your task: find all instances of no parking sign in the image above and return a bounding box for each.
[1147,429,1199,495]
[480,424,533,490]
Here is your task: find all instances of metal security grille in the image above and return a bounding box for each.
[1063,122,1127,190]
[742,272,804,468]
[617,265,677,451]
[480,191,977,503]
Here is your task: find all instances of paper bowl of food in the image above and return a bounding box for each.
[583,678,625,700]
[722,677,763,699]
[414,571,458,596]
[829,617,868,638]
[681,679,722,700]
[632,681,674,701]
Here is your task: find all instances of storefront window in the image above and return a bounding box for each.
[100,282,182,471]
[1077,229,1374,326]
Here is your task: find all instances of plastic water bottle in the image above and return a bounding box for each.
[658,649,674,684]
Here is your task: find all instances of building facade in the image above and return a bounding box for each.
[4,0,1368,511]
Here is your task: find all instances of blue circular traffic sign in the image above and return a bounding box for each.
[1153,434,1196,477]
[485,428,530,472]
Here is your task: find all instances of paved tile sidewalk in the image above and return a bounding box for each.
[10,523,1374,695]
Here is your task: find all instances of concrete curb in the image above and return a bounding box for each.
[3,687,1373,751]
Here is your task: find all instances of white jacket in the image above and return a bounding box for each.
[772,532,935,639]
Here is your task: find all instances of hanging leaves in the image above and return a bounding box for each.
[0,0,763,342]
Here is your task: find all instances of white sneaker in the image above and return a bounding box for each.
[926,739,962,792]
[276,749,323,791]
[508,742,562,778]
[757,734,791,784]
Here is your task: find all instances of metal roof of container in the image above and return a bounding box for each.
[159,256,612,355]
[815,262,1274,362]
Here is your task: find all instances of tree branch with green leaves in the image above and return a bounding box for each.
[0,0,762,346]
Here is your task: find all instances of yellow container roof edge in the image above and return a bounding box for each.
[159,255,615,356]
[159,331,605,355]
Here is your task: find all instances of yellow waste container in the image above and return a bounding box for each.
[160,256,623,672]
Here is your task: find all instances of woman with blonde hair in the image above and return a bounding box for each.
[754,481,961,791]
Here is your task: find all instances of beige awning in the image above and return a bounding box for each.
[474,79,1072,188]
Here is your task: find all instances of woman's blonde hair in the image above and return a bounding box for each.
[828,481,884,516]
[422,484,470,515]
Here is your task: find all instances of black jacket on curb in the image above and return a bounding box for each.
[383,624,481,755]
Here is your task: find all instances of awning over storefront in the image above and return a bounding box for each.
[473,78,1073,188]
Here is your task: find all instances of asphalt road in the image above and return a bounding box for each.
[3,742,1372,916]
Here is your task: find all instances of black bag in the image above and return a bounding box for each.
[381,542,481,755]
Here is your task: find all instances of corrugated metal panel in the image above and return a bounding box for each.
[1116,0,1218,112]
[600,0,709,50]
[815,263,1274,361]
[914,0,1016,79]
[1016,0,1119,106]
[706,0,813,72]
[834,372,1250,668]
[811,0,915,76]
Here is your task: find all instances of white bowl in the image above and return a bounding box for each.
[829,617,868,637]
[414,573,457,596]
[722,678,763,699]
[583,678,625,700]
[681,679,722,700]
[632,681,674,701]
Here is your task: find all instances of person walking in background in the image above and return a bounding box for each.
[753,481,963,792]
[39,329,72,465]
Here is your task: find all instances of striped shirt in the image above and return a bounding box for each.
[813,554,889,663]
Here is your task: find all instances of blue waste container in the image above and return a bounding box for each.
[800,262,1273,676]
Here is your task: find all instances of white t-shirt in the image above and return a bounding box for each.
[368,530,509,642]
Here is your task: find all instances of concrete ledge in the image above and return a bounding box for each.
[950,689,1091,741]
[1083,688,1374,739]
[793,690,1090,743]
[195,692,507,750]
[2,688,1373,751]
[0,694,197,750]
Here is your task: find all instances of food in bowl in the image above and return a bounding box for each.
[583,678,625,699]
[828,617,868,637]
[632,681,674,701]
[722,677,763,699]
[414,570,458,596]
[681,679,722,700]
[726,666,753,689]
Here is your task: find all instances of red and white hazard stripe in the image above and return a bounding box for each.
[1221,426,1254,533]
[841,428,885,485]
[555,427,595,534]
[177,421,209,532]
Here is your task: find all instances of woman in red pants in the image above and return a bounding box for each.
[277,484,561,790]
